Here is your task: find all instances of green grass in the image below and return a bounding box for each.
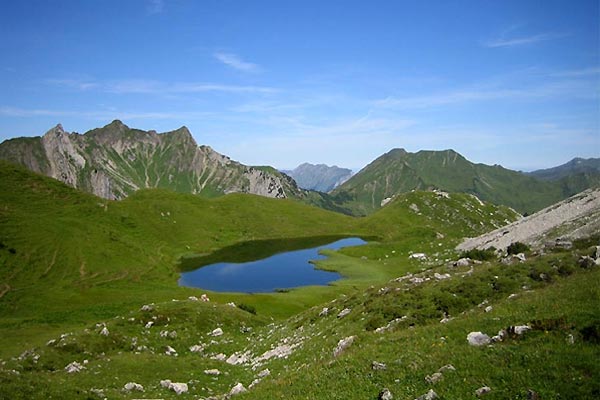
[0,161,597,398]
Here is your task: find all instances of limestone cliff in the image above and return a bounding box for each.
[0,120,291,200]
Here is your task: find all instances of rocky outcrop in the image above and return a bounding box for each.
[457,188,600,251]
[0,120,291,200]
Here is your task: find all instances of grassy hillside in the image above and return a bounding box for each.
[0,160,597,398]
[331,148,573,215]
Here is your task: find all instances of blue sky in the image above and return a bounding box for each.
[0,0,598,171]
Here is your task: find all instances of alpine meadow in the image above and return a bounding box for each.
[1,1,599,399]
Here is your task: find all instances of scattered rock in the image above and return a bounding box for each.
[319,307,329,317]
[372,361,387,370]
[123,382,144,392]
[210,327,223,337]
[255,343,298,363]
[165,345,177,356]
[491,329,507,343]
[337,308,351,318]
[438,364,456,373]
[100,327,109,336]
[507,293,518,300]
[64,361,85,373]
[258,368,271,378]
[140,304,154,312]
[160,380,188,395]
[527,389,540,399]
[425,372,443,384]
[415,389,438,400]
[467,331,491,346]
[514,253,526,262]
[230,382,247,396]
[227,302,236,307]
[211,353,227,361]
[189,344,204,353]
[567,334,575,344]
[454,258,471,267]
[375,316,407,333]
[509,325,531,336]
[188,296,198,301]
[379,387,393,400]
[204,369,221,376]
[144,321,154,329]
[475,386,492,396]
[409,253,427,261]
[434,272,451,280]
[201,294,210,302]
[484,306,493,313]
[226,352,250,365]
[333,335,356,357]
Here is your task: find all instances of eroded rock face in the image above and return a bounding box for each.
[0,121,292,201]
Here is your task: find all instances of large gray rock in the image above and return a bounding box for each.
[333,336,356,357]
[467,331,491,346]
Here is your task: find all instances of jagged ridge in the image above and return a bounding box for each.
[0,121,291,200]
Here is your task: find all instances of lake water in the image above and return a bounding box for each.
[178,237,366,293]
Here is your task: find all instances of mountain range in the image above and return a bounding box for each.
[1,122,598,216]
[0,120,298,201]
[282,163,353,192]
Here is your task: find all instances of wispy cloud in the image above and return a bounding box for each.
[375,77,597,110]
[0,106,213,121]
[147,0,164,14]
[46,78,277,95]
[214,52,260,72]
[484,32,567,48]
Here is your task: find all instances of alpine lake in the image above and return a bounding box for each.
[178,236,367,293]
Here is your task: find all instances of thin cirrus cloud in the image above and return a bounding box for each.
[0,106,213,121]
[147,0,164,14]
[46,78,277,95]
[213,52,260,72]
[483,32,568,48]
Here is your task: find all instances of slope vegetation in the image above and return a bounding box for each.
[331,148,590,215]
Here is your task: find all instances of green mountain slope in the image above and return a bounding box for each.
[284,163,353,192]
[331,148,581,215]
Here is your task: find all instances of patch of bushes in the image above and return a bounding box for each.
[507,242,530,255]
[460,247,496,261]
[237,303,257,315]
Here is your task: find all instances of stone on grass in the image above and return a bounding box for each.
[204,369,221,376]
[467,331,491,346]
[210,327,223,337]
[337,308,351,318]
[258,368,271,378]
[319,307,329,317]
[165,345,177,356]
[100,327,109,336]
[415,389,438,400]
[160,380,188,395]
[230,382,247,396]
[434,272,451,280]
[476,386,492,396]
[372,361,387,370]
[333,335,356,357]
[438,364,456,373]
[379,388,393,400]
[189,344,204,353]
[454,258,471,267]
[425,372,443,384]
[188,296,198,301]
[509,325,531,336]
[484,306,493,313]
[201,294,210,302]
[140,304,154,312]
[123,382,144,392]
[65,361,85,373]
